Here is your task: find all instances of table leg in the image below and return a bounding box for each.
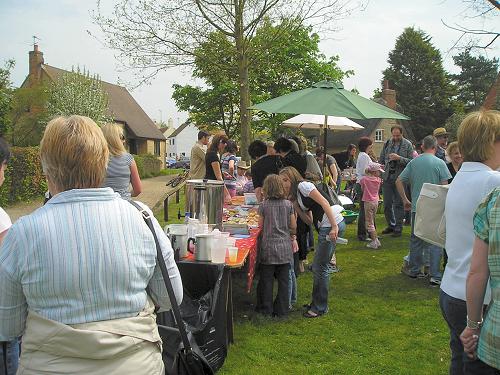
[226,268,234,344]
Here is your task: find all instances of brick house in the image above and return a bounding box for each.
[23,45,167,168]
[300,81,414,156]
[482,71,500,110]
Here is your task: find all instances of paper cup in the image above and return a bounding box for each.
[227,246,238,262]
[225,237,237,247]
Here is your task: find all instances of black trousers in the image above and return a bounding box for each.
[296,216,310,261]
[355,183,367,239]
[256,263,290,317]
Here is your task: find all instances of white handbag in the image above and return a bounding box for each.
[414,183,449,248]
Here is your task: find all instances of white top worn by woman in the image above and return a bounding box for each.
[297,181,344,227]
[441,162,500,303]
[0,207,12,234]
[356,152,371,183]
[0,188,183,341]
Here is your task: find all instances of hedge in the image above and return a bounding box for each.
[133,153,162,178]
[0,147,47,207]
[0,150,161,207]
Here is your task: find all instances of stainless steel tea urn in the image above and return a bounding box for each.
[186,179,224,229]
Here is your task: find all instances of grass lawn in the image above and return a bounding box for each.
[154,193,451,375]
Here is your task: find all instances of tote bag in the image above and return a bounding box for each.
[414,183,449,248]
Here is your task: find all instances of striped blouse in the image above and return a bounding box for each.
[0,188,183,341]
[103,153,134,199]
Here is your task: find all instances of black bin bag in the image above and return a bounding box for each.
[158,262,228,372]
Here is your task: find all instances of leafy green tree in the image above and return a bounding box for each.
[452,50,498,111]
[0,60,15,137]
[47,67,112,125]
[94,0,360,160]
[173,19,352,139]
[383,27,456,140]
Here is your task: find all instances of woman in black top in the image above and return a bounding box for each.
[445,141,462,183]
[205,134,228,180]
[333,144,357,171]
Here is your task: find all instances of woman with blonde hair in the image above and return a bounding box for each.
[101,123,142,199]
[440,110,500,374]
[446,141,462,183]
[0,116,182,374]
[279,166,345,318]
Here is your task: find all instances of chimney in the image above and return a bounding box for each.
[29,44,44,87]
[381,79,396,110]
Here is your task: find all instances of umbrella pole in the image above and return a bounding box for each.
[322,115,328,185]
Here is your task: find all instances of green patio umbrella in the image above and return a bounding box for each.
[250,80,410,180]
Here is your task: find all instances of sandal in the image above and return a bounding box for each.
[303,310,323,318]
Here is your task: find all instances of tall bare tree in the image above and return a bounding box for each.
[442,0,499,50]
[93,0,361,160]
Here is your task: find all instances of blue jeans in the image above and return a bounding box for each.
[0,339,19,375]
[383,181,404,232]
[409,212,442,279]
[310,221,346,315]
[439,291,498,375]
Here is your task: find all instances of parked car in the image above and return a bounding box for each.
[165,157,176,168]
[170,157,190,169]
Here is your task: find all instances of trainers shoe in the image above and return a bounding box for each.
[381,227,394,234]
[429,277,441,286]
[375,238,381,248]
[401,267,426,279]
[366,241,378,249]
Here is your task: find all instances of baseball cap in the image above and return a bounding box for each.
[367,162,385,173]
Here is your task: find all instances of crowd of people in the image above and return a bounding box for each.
[0,109,499,374]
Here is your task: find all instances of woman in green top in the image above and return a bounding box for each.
[461,186,500,372]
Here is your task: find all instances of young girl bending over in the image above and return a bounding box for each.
[360,162,384,249]
[256,174,297,317]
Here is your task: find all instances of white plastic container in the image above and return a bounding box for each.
[244,193,257,205]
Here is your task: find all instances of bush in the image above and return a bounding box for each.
[0,147,47,207]
[133,153,162,179]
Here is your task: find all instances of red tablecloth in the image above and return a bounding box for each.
[179,228,260,292]
[235,228,260,293]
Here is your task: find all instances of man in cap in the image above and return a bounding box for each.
[433,127,449,162]
[235,160,250,194]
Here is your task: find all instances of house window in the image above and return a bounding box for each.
[154,140,160,156]
[375,129,384,143]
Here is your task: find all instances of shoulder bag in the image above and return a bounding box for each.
[414,183,448,248]
[130,201,214,375]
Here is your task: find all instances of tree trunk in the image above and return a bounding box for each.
[234,1,251,162]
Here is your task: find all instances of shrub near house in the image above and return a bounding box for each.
[0,147,47,206]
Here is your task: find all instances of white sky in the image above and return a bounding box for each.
[1,0,498,126]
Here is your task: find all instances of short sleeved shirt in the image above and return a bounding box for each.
[204,151,220,180]
[296,181,344,227]
[258,199,294,264]
[103,153,134,199]
[473,187,500,370]
[360,176,382,202]
[0,207,12,234]
[221,154,237,176]
[251,155,281,189]
[398,153,451,212]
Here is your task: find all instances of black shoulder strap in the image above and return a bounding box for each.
[128,201,193,354]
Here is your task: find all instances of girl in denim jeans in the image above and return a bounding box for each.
[279,167,345,318]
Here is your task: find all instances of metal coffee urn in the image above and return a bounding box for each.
[186,179,225,229]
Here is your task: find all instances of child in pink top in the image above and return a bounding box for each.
[360,162,384,249]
